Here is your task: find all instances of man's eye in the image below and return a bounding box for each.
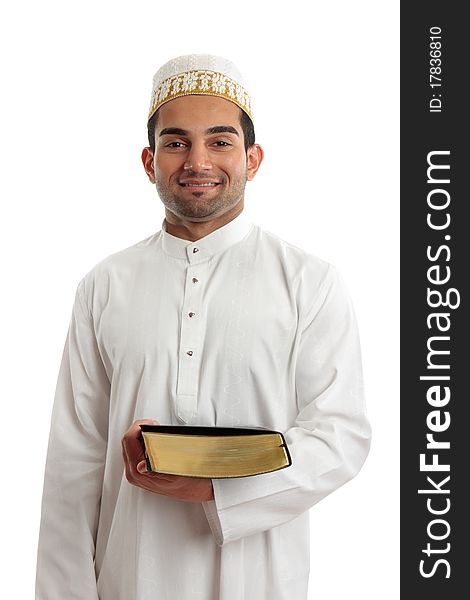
[212,141,231,147]
[166,141,187,148]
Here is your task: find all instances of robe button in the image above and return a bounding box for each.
[187,350,193,356]
[192,277,198,283]
[193,247,199,253]
[189,312,195,318]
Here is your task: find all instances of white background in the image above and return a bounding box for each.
[0,1,399,597]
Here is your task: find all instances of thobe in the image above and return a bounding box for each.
[36,210,371,600]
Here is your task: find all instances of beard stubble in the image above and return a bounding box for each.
[155,170,248,219]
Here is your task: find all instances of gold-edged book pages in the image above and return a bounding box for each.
[140,425,292,479]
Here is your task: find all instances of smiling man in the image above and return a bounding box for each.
[36,55,371,600]
[143,92,263,237]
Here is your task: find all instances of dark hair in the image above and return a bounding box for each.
[147,106,255,154]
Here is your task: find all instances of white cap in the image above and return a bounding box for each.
[148,54,253,123]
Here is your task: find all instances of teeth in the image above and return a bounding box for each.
[182,183,217,187]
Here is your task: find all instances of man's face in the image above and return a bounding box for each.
[149,95,254,221]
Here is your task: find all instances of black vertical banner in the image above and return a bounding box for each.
[401,3,468,598]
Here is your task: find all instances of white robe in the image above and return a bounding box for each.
[36,210,371,599]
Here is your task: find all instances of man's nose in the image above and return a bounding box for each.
[184,142,212,171]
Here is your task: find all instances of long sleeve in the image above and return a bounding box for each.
[203,264,371,545]
[36,279,110,599]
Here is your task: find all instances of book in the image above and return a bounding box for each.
[140,425,292,479]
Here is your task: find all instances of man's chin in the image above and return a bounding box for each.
[166,203,222,221]
[162,194,223,217]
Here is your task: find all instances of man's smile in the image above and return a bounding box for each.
[178,179,222,190]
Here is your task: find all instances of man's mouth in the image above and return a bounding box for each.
[179,179,221,188]
[180,183,219,187]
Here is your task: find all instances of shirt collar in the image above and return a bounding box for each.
[160,210,253,262]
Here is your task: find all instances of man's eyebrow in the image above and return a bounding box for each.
[159,127,188,137]
[205,126,239,136]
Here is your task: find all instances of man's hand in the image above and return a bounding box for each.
[121,419,214,502]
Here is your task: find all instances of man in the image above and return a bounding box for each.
[36,54,371,599]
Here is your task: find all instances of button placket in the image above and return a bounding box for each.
[176,258,208,421]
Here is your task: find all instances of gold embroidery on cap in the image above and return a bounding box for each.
[148,69,252,121]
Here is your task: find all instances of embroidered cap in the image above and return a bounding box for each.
[148,54,253,123]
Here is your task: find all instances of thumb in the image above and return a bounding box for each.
[137,460,149,474]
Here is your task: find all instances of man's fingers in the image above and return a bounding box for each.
[122,419,159,480]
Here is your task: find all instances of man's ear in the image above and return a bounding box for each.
[246,144,264,181]
[141,147,156,184]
